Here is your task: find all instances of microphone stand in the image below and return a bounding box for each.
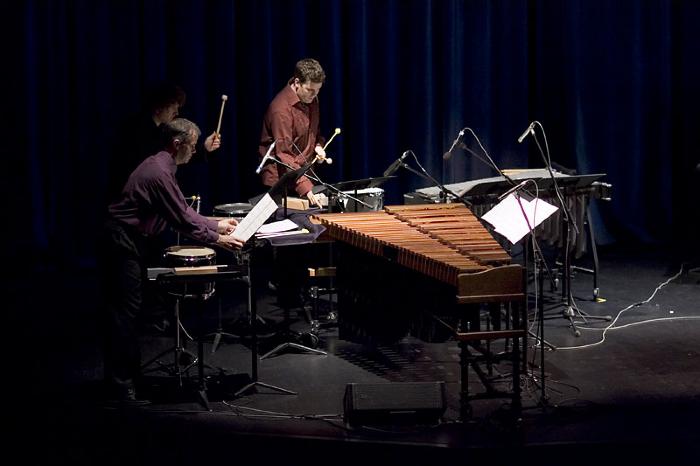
[460,128,558,295]
[396,152,473,209]
[528,124,610,336]
[508,184,552,407]
[460,129,558,381]
[267,156,373,212]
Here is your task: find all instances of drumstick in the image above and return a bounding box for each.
[322,127,341,151]
[215,95,228,136]
[314,127,341,165]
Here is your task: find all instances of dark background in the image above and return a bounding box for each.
[6,0,699,270]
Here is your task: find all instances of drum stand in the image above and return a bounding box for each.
[143,269,242,410]
[140,295,200,388]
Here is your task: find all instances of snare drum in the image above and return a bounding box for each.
[212,203,253,220]
[163,246,217,298]
[336,187,384,212]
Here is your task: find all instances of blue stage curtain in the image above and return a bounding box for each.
[10,0,699,268]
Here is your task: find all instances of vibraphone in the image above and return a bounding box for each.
[405,170,612,258]
[313,203,527,416]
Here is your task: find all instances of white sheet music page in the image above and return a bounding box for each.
[256,219,299,235]
[231,193,278,242]
[481,194,558,244]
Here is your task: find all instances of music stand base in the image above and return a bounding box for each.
[234,381,297,397]
[260,342,327,360]
[140,347,199,380]
[203,331,239,354]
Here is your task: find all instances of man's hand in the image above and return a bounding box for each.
[216,234,244,250]
[217,218,238,235]
[306,190,321,208]
[314,145,327,160]
[204,132,222,152]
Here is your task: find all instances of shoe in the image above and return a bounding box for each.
[142,316,171,335]
[105,379,151,406]
[150,317,171,333]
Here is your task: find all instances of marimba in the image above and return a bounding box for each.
[314,203,523,302]
[313,203,527,417]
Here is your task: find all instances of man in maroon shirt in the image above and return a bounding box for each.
[101,118,243,403]
[258,58,328,207]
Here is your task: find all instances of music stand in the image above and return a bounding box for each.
[233,247,297,397]
[253,166,329,359]
[460,171,610,335]
[481,188,558,406]
[267,163,316,217]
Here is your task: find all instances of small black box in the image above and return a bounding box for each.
[343,382,446,427]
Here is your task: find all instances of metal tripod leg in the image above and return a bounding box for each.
[568,206,601,299]
[140,298,198,387]
[566,299,611,330]
[559,212,611,336]
[528,329,557,350]
[259,302,327,359]
[260,341,327,360]
[203,295,238,354]
[234,251,297,397]
[234,380,297,397]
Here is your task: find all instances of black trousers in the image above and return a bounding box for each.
[99,220,163,387]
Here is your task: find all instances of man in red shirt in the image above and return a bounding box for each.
[257,58,328,207]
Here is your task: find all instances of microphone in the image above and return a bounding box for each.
[255,141,276,174]
[443,129,465,160]
[383,151,410,177]
[517,122,535,143]
[498,180,530,201]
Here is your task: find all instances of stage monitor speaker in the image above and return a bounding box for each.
[343,381,446,427]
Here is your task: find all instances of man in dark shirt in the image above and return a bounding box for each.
[106,82,222,205]
[101,118,243,403]
[258,58,328,207]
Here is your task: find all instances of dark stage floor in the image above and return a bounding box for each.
[10,243,700,465]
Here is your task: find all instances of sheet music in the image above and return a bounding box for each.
[256,219,299,235]
[481,194,558,244]
[255,228,309,239]
[231,193,278,242]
